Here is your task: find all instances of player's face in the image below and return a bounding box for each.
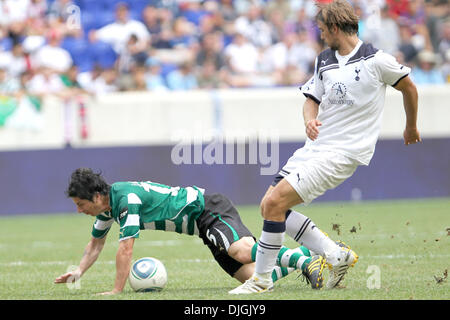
[318,21,339,51]
[72,195,104,216]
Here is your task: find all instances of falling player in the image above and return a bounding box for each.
[54,168,325,295]
[230,0,421,294]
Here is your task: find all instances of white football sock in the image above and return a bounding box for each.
[285,209,339,262]
[254,220,285,279]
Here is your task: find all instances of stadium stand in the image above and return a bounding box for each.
[0,0,448,96]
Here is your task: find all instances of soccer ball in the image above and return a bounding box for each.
[129,257,167,292]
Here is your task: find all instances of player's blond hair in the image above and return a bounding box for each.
[315,0,359,35]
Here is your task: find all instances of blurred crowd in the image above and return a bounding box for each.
[0,0,449,104]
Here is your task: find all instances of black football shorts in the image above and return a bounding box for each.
[196,193,255,277]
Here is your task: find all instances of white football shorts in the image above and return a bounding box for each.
[279,148,359,205]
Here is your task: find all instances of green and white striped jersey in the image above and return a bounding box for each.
[91,181,205,241]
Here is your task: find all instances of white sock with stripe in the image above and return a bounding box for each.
[285,209,339,261]
[254,220,285,280]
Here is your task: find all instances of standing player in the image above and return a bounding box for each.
[230,0,421,294]
[54,168,325,295]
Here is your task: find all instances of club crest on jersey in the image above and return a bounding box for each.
[355,67,361,81]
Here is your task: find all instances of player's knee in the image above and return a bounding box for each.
[261,193,288,221]
[259,199,265,218]
[260,186,274,217]
[228,238,254,264]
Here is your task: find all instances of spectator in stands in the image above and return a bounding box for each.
[400,0,433,52]
[76,64,103,94]
[127,65,147,91]
[294,29,319,73]
[386,0,410,18]
[0,42,28,77]
[91,68,119,94]
[150,16,198,66]
[234,4,273,48]
[27,66,66,96]
[151,27,174,49]
[398,22,419,64]
[224,31,276,88]
[265,8,287,45]
[362,5,401,55]
[196,32,227,72]
[89,2,150,55]
[60,64,83,92]
[260,31,315,86]
[117,34,148,75]
[438,19,450,62]
[166,61,198,90]
[0,65,20,95]
[410,49,445,85]
[179,1,211,29]
[169,16,199,50]
[33,29,73,73]
[142,5,163,45]
[224,32,259,76]
[286,7,320,48]
[144,57,169,91]
[0,67,43,130]
[196,58,227,89]
[442,49,450,83]
[198,11,224,35]
[264,0,292,22]
[0,0,30,44]
[218,0,239,22]
[143,5,175,50]
[26,0,48,34]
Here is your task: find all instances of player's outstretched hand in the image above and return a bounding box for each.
[403,127,422,145]
[306,119,322,141]
[96,289,121,296]
[54,271,81,284]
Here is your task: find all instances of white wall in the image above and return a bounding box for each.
[0,85,449,151]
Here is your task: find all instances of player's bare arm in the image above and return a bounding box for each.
[54,236,106,284]
[303,97,321,141]
[393,76,422,145]
[98,237,135,295]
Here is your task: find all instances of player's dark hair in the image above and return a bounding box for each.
[65,168,111,200]
[315,0,359,35]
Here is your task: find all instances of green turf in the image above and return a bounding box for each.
[0,198,448,300]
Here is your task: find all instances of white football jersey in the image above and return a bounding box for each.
[300,40,410,165]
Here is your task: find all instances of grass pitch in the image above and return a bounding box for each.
[0,198,448,300]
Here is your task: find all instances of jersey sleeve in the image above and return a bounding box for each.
[300,58,324,104]
[91,213,114,239]
[117,193,142,241]
[374,51,411,87]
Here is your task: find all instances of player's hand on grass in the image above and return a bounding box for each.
[96,289,121,296]
[403,127,422,145]
[305,119,322,141]
[54,270,81,284]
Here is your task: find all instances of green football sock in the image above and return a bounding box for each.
[271,266,294,282]
[251,243,312,275]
